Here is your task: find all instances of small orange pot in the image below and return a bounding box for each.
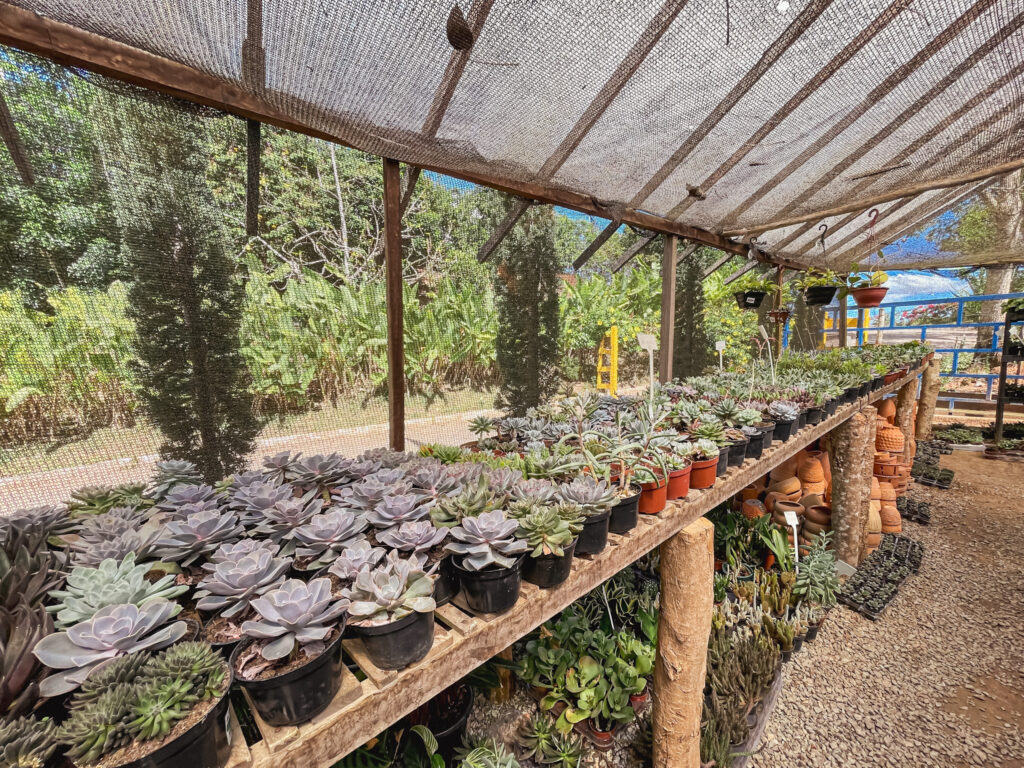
[689,456,718,489]
[851,286,888,308]
[764,552,776,569]
[639,478,667,514]
[666,463,692,500]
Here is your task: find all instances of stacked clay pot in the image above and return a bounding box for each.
[877,397,897,424]
[876,423,905,454]
[863,501,883,558]
[798,454,826,498]
[878,481,901,533]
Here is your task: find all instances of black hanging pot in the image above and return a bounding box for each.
[114,685,232,768]
[803,285,838,306]
[453,555,524,614]
[349,610,435,670]
[716,447,729,477]
[734,290,767,309]
[232,629,345,726]
[523,539,576,589]
[432,556,461,606]
[608,490,640,534]
[806,406,825,425]
[575,508,612,556]
[773,419,795,442]
[727,438,748,467]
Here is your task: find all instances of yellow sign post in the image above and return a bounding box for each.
[596,325,619,397]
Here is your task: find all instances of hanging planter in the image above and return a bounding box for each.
[767,309,791,324]
[850,286,888,307]
[734,290,767,309]
[804,285,838,306]
[732,274,778,310]
[846,268,890,308]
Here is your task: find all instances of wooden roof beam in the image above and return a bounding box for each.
[611,233,658,273]
[628,0,834,210]
[702,253,733,279]
[399,166,421,217]
[665,0,908,220]
[572,220,620,270]
[721,0,1002,231]
[477,198,531,262]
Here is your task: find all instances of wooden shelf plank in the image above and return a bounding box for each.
[244,365,924,768]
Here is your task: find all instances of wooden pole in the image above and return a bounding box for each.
[837,292,848,348]
[915,355,942,440]
[383,158,404,451]
[775,265,785,356]
[245,119,261,236]
[653,517,714,768]
[659,235,678,383]
[829,407,877,566]
[894,377,917,463]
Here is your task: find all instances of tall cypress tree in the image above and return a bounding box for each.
[493,201,562,414]
[673,246,714,378]
[96,91,259,480]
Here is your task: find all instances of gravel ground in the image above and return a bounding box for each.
[752,450,1024,768]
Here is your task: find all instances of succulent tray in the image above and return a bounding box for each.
[895,496,931,525]
[841,535,924,621]
[729,665,784,768]
[913,467,954,488]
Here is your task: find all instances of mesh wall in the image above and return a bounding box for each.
[5,0,1024,269]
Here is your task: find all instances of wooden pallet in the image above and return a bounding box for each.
[230,365,924,768]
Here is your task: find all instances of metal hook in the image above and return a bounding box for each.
[816,223,828,259]
[868,208,880,228]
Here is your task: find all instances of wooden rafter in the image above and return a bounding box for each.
[538,0,688,179]
[246,119,261,236]
[721,0,1002,230]
[572,220,620,270]
[399,166,421,217]
[722,260,759,285]
[477,198,531,262]
[628,0,834,210]
[611,233,658,273]
[0,89,33,185]
[702,253,733,279]
[763,13,1024,227]
[666,0,908,220]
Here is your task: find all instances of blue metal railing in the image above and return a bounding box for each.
[784,292,1024,402]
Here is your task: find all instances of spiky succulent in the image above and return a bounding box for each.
[61,684,136,762]
[511,478,559,505]
[209,538,281,563]
[34,600,186,696]
[344,554,435,626]
[327,540,387,583]
[293,509,369,568]
[154,509,245,566]
[127,678,197,741]
[65,485,122,517]
[241,578,348,661]
[446,510,527,571]
[430,476,501,527]
[195,549,291,618]
[376,521,447,553]
[0,716,57,768]
[261,450,303,484]
[142,641,227,699]
[422,444,465,464]
[1,602,53,721]
[145,460,203,500]
[70,527,161,568]
[229,480,295,526]
[48,553,188,629]
[515,509,575,558]
[690,420,726,445]
[366,494,431,529]
[70,651,150,711]
[467,415,495,437]
[557,476,615,516]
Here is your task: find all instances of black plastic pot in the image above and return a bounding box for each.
[523,539,576,589]
[745,431,765,461]
[716,448,729,477]
[796,410,807,430]
[727,438,748,467]
[756,421,776,450]
[844,386,860,403]
[608,491,640,534]
[805,624,820,642]
[773,419,795,442]
[410,683,474,763]
[824,398,838,416]
[803,285,838,306]
[433,556,460,606]
[453,556,524,614]
[806,406,824,425]
[859,381,871,398]
[871,375,885,391]
[734,290,767,309]
[350,609,435,670]
[116,687,232,768]
[576,508,612,556]
[232,630,344,727]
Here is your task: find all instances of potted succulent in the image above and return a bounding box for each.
[793,269,843,306]
[516,508,577,589]
[446,510,528,614]
[688,439,720,489]
[732,273,779,310]
[291,508,370,574]
[558,477,616,551]
[57,641,232,768]
[663,442,693,501]
[375,520,456,604]
[231,578,348,725]
[846,268,889,308]
[345,554,437,669]
[767,401,799,442]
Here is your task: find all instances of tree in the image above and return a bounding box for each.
[673,246,714,377]
[95,89,259,480]
[493,201,563,414]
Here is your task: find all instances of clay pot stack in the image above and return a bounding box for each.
[797,454,827,498]
[863,477,883,558]
[878,481,902,533]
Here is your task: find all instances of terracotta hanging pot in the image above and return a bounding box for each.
[851,286,888,308]
[741,499,768,520]
[876,425,905,453]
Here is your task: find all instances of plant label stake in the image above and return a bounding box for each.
[715,340,726,370]
[783,508,800,564]
[637,333,657,419]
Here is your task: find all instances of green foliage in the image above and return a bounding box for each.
[673,247,714,377]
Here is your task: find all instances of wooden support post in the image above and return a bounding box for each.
[245,119,261,236]
[828,407,877,566]
[895,377,917,463]
[383,158,404,451]
[653,517,714,768]
[774,265,785,356]
[915,355,942,440]
[659,235,678,383]
[838,292,849,348]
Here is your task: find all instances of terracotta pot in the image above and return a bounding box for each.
[799,493,824,509]
[876,424,905,453]
[739,485,760,502]
[877,398,897,423]
[870,477,881,500]
[741,499,767,520]
[666,463,692,500]
[802,519,830,535]
[850,286,888,308]
[768,475,802,496]
[800,480,826,497]
[880,505,902,533]
[772,500,804,520]
[689,456,717,489]
[798,455,825,484]
[764,552,776,570]
[587,721,615,748]
[764,491,785,513]
[638,478,667,514]
[879,482,897,503]
[803,504,832,526]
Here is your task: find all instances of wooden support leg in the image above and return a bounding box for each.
[895,377,917,463]
[915,355,942,440]
[382,157,405,451]
[828,407,877,566]
[659,235,678,383]
[653,517,713,768]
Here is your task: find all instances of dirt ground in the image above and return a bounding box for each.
[752,450,1024,768]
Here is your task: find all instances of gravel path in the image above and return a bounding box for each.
[752,450,1024,768]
